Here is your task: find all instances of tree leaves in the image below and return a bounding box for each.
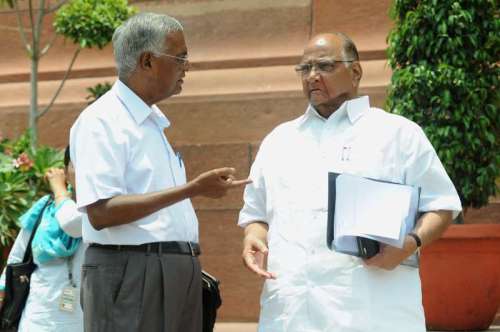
[85,82,112,105]
[387,0,499,209]
[54,0,137,49]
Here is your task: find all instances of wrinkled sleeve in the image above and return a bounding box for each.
[70,114,127,211]
[0,228,31,290]
[55,199,83,238]
[238,142,268,228]
[403,124,462,219]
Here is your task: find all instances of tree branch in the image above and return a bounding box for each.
[40,32,58,57]
[47,0,68,13]
[31,0,45,59]
[28,0,35,33]
[0,2,65,15]
[37,47,81,119]
[12,0,32,55]
[35,0,45,37]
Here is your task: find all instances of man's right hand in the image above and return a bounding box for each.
[242,224,276,279]
[189,167,251,198]
[86,167,251,230]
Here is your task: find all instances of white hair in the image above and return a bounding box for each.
[112,12,183,79]
[334,32,359,68]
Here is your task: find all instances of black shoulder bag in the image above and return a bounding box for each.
[202,270,222,332]
[0,198,51,330]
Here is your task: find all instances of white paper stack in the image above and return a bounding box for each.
[330,173,420,255]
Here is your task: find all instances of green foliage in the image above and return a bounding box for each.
[54,0,137,49]
[1,0,135,149]
[0,132,64,247]
[86,82,112,104]
[0,0,14,8]
[0,172,31,246]
[388,0,499,69]
[387,0,500,209]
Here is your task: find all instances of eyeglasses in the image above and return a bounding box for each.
[295,59,355,75]
[155,52,190,66]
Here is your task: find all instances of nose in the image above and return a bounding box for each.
[178,61,189,78]
[305,66,320,82]
[183,60,190,72]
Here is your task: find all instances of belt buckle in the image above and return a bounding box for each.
[187,242,195,257]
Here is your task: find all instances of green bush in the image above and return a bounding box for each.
[387,0,499,209]
[0,132,63,247]
[54,0,137,49]
[86,82,112,105]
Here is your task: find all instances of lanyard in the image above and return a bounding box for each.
[66,256,76,288]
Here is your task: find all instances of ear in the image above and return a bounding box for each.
[138,52,154,71]
[351,61,363,87]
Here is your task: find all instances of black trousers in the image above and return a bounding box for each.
[81,246,202,332]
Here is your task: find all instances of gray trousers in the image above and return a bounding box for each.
[81,246,202,332]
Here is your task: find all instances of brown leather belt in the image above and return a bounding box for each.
[90,241,201,256]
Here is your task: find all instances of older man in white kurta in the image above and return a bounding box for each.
[239,33,461,332]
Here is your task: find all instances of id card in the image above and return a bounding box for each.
[59,286,77,312]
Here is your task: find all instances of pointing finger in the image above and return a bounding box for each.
[229,178,253,187]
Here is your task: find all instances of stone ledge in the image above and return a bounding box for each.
[0,60,391,108]
[0,50,388,84]
[0,86,387,148]
[0,0,392,84]
[465,202,500,224]
[0,0,312,82]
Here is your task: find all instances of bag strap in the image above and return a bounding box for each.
[21,198,52,263]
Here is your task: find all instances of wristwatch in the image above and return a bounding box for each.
[408,232,422,254]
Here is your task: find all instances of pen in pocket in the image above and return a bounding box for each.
[176,151,183,168]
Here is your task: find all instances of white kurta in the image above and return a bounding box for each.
[239,96,462,332]
[1,200,85,332]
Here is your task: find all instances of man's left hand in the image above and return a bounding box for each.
[364,235,418,270]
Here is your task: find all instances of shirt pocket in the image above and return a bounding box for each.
[347,146,400,183]
[127,149,155,191]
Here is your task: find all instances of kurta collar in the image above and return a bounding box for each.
[346,95,369,124]
[297,95,370,128]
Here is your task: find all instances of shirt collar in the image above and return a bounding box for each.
[297,95,370,128]
[346,95,369,124]
[151,105,170,129]
[113,80,170,128]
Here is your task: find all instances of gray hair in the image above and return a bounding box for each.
[112,12,184,79]
[332,32,359,65]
